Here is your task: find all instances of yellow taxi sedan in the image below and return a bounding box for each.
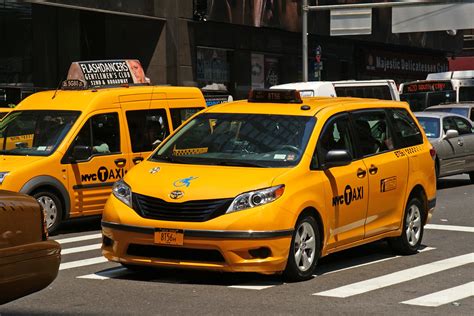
[102,89,436,281]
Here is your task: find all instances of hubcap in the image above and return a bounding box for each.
[293,222,316,272]
[37,196,57,229]
[405,204,421,247]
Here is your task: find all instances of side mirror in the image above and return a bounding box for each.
[71,145,91,162]
[443,129,459,140]
[323,150,352,169]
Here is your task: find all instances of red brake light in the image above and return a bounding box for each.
[429,147,436,159]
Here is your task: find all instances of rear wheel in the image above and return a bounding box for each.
[33,190,63,235]
[389,197,424,255]
[283,215,320,282]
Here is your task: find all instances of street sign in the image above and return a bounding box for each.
[315,45,322,63]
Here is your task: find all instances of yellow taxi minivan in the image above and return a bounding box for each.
[101,89,436,281]
[0,60,206,233]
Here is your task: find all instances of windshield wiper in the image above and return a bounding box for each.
[215,161,268,168]
[152,155,187,164]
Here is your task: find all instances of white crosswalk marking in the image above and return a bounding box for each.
[77,267,129,280]
[54,233,102,244]
[318,247,435,276]
[59,257,108,271]
[61,243,102,255]
[425,224,474,233]
[313,253,474,298]
[401,282,474,307]
[229,282,282,290]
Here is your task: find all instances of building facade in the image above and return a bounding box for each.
[0,0,465,99]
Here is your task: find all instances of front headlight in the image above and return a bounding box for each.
[112,179,132,208]
[226,185,285,214]
[0,172,8,185]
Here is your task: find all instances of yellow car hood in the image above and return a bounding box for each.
[0,155,45,171]
[125,161,291,202]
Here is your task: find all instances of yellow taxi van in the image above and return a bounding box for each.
[101,89,436,281]
[0,60,206,233]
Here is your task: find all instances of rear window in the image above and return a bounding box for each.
[389,109,423,148]
[425,107,469,118]
[335,86,392,100]
[416,116,440,138]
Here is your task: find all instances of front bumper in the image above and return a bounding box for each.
[101,221,293,274]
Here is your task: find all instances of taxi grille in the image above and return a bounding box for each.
[132,193,233,222]
[127,244,226,263]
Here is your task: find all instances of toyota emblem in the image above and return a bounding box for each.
[170,190,184,200]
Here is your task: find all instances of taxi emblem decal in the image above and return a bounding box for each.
[173,176,198,188]
[170,190,184,200]
[149,167,161,174]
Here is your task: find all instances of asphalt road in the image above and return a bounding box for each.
[1,175,473,315]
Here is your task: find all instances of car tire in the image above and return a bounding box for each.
[283,214,320,282]
[33,190,63,235]
[388,197,424,255]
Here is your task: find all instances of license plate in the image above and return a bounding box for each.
[155,229,184,246]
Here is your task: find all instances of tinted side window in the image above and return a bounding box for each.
[126,109,169,152]
[389,109,423,148]
[314,114,354,168]
[170,108,204,130]
[352,110,394,157]
[70,113,120,159]
[452,116,473,135]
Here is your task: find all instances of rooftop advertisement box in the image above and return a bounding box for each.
[63,59,148,89]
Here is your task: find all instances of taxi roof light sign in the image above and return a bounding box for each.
[62,59,149,90]
[248,89,303,104]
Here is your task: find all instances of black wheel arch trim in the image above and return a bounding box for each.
[20,176,71,219]
[428,198,436,209]
[101,221,293,239]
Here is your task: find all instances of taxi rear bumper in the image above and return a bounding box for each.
[101,221,293,274]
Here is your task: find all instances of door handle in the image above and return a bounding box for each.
[357,168,367,178]
[114,158,127,167]
[368,164,378,175]
[458,138,464,146]
[133,157,144,164]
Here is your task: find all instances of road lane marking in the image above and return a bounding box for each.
[59,257,108,270]
[425,224,474,233]
[61,243,102,255]
[54,233,102,244]
[228,282,282,290]
[317,247,435,276]
[401,282,474,307]
[77,267,130,280]
[313,253,474,298]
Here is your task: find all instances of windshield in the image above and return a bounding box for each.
[416,116,440,139]
[425,107,469,118]
[0,110,80,156]
[151,113,316,167]
[401,90,456,111]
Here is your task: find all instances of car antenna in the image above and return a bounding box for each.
[52,76,65,100]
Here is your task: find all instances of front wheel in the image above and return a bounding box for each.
[388,197,424,255]
[34,190,63,235]
[283,215,320,282]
